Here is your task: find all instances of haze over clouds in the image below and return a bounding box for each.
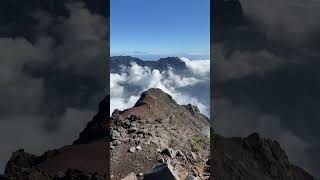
[0,0,107,172]
[214,0,320,177]
[110,58,210,117]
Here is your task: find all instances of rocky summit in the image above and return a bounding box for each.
[110,88,210,180]
[1,88,315,180]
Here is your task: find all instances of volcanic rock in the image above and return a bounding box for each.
[184,175,199,180]
[2,97,110,179]
[110,88,210,179]
[210,133,315,180]
[121,172,137,180]
[161,148,176,159]
[143,163,180,180]
[1,88,315,180]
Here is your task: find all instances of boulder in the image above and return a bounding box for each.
[121,172,137,180]
[184,175,199,180]
[128,127,138,134]
[136,146,142,151]
[161,148,176,159]
[112,130,121,140]
[129,147,136,153]
[143,163,180,180]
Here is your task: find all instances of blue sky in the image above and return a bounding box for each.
[111,0,210,60]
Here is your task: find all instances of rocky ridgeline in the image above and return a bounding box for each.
[110,88,210,180]
[1,150,106,180]
[210,133,315,180]
[1,97,110,180]
[110,56,188,73]
[1,88,315,180]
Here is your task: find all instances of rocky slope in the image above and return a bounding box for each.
[210,133,314,180]
[110,88,210,180]
[0,97,110,180]
[1,88,315,180]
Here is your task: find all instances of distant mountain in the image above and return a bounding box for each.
[110,56,188,73]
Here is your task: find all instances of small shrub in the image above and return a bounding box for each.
[191,135,209,149]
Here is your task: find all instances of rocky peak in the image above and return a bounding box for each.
[184,104,201,116]
[134,88,176,107]
[118,88,209,134]
[156,57,187,71]
[110,89,210,179]
[4,149,38,175]
[243,133,289,163]
[210,133,314,180]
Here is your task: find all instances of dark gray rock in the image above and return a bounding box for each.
[143,163,180,180]
[184,175,199,180]
[161,148,176,159]
[210,133,315,180]
[128,127,138,134]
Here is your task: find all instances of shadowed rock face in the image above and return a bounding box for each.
[1,97,110,180]
[73,96,109,144]
[210,133,314,180]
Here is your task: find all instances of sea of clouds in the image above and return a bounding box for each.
[110,57,210,117]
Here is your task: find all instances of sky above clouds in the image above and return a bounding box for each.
[110,0,210,59]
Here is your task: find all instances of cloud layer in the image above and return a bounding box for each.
[110,58,210,117]
[0,1,107,172]
[213,0,320,177]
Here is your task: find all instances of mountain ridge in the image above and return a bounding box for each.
[0,88,315,180]
[110,56,188,73]
[210,133,314,180]
[110,88,210,179]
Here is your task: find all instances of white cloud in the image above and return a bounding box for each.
[110,60,210,116]
[240,0,320,45]
[180,57,210,77]
[164,68,202,88]
[213,46,284,82]
[0,2,107,173]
